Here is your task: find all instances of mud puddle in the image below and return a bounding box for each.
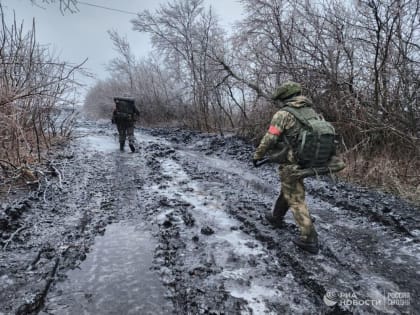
[78,135,117,153]
[40,222,172,315]
[1,121,419,315]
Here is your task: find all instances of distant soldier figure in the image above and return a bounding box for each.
[253,81,344,254]
[111,97,140,152]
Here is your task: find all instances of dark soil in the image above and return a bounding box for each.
[0,120,418,315]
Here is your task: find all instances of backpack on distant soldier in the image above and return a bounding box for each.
[114,97,136,122]
[282,106,336,168]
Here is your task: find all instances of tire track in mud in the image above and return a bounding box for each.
[169,149,346,314]
[142,144,250,314]
[211,167,417,314]
[304,184,420,308]
[139,141,340,314]
[40,130,173,315]
[1,125,123,314]
[141,143,319,314]
[146,128,419,314]
[310,196,420,303]
[1,122,418,315]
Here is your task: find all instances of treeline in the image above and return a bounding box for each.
[83,0,419,200]
[0,4,82,185]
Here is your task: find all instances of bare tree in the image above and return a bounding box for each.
[228,0,419,140]
[132,0,232,131]
[30,0,78,13]
[107,30,136,90]
[0,4,84,174]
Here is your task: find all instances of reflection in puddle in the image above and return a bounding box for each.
[42,222,172,315]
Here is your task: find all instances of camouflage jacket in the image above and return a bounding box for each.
[253,95,313,162]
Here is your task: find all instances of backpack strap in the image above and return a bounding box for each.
[282,106,320,130]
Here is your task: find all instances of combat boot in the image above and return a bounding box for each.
[293,228,319,254]
[265,212,285,227]
[266,192,289,227]
[129,143,135,153]
[120,142,125,151]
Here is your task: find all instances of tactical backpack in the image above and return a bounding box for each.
[114,97,136,122]
[282,106,336,168]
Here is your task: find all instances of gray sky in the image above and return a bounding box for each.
[1,0,244,98]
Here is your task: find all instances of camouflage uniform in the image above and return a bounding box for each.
[111,100,140,152]
[112,110,137,146]
[254,95,317,243]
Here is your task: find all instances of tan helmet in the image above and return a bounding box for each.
[272,81,302,101]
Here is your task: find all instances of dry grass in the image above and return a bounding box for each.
[340,151,420,205]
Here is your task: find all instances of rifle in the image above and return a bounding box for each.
[254,146,289,167]
[255,147,346,179]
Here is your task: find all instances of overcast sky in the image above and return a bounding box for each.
[1,0,244,98]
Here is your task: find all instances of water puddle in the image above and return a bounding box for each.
[79,135,117,153]
[41,222,172,315]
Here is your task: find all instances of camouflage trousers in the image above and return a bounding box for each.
[279,165,315,241]
[117,124,135,145]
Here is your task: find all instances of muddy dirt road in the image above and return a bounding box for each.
[1,120,419,314]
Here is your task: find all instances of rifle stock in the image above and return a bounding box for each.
[254,151,346,179]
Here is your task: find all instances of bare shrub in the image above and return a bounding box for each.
[0,5,83,183]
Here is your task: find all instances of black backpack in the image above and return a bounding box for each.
[283,106,336,168]
[114,97,135,121]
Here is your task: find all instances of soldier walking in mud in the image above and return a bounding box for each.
[111,97,140,152]
[253,81,344,254]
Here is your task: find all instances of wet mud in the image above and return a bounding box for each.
[0,120,418,314]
